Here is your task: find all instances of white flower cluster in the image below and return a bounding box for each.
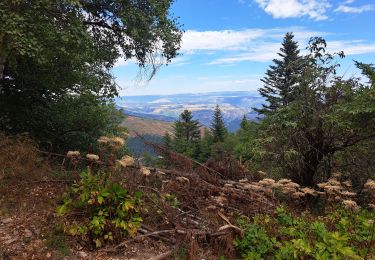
[67,151,80,158]
[116,155,135,168]
[317,178,356,202]
[363,179,375,212]
[86,154,99,161]
[97,136,126,150]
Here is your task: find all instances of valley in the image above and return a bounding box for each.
[117,91,264,132]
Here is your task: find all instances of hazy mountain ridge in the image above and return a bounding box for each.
[117,91,263,132]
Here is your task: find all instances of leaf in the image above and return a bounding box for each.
[95,239,102,248]
[56,204,69,216]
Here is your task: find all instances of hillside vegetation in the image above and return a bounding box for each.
[1,1,375,259]
[122,116,174,137]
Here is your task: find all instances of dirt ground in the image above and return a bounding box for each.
[0,178,172,260]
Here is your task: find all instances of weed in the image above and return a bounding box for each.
[44,225,70,256]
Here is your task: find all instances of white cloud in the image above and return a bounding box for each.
[114,27,375,68]
[327,41,375,55]
[181,27,326,53]
[181,29,266,52]
[334,3,375,13]
[209,43,280,64]
[210,39,375,65]
[254,0,331,20]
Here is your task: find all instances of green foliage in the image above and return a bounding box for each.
[0,0,182,151]
[197,129,214,162]
[57,170,143,247]
[211,105,228,143]
[163,193,180,208]
[234,223,275,259]
[234,119,259,164]
[44,224,70,256]
[255,32,303,115]
[170,109,201,159]
[251,35,375,186]
[234,205,375,259]
[34,94,126,152]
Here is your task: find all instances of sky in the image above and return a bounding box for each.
[113,0,375,96]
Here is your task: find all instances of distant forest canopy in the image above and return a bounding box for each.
[165,32,375,187]
[0,0,182,152]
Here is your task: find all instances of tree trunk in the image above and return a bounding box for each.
[300,149,325,187]
[0,33,6,79]
[0,55,5,79]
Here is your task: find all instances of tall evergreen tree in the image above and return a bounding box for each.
[255,32,303,115]
[211,105,227,143]
[257,37,375,186]
[172,109,201,156]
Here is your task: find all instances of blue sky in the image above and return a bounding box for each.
[113,0,375,96]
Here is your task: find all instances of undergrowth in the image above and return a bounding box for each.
[234,205,375,259]
[57,170,143,247]
[44,224,70,256]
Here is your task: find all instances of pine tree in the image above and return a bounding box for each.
[211,105,227,143]
[240,115,248,130]
[255,32,303,115]
[172,109,201,156]
[163,132,172,149]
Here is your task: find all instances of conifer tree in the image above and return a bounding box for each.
[211,105,227,143]
[240,115,248,130]
[163,132,172,149]
[255,32,303,115]
[172,109,201,156]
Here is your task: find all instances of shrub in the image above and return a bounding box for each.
[235,205,375,259]
[234,222,275,259]
[57,170,143,247]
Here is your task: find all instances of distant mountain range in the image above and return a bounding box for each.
[116,91,264,132]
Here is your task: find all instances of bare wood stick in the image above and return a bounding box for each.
[101,229,176,253]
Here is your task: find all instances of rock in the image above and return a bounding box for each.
[1,217,13,224]
[224,183,233,188]
[239,178,248,183]
[46,252,52,258]
[24,229,32,238]
[78,251,88,258]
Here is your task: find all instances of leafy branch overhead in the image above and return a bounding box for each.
[0,0,182,151]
